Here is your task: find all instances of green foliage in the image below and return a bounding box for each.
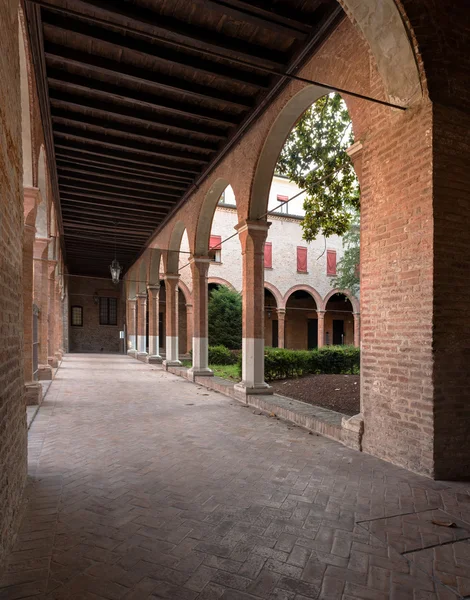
[208,345,235,365]
[208,286,242,349]
[276,93,360,240]
[236,346,360,381]
[333,210,360,295]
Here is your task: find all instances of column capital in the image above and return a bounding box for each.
[235,219,271,234]
[277,308,286,316]
[136,292,147,299]
[147,283,160,292]
[164,273,180,281]
[317,310,326,316]
[189,255,211,264]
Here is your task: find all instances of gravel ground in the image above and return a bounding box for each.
[271,373,360,416]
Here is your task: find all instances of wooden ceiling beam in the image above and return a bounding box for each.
[54,147,197,179]
[63,215,158,233]
[51,111,218,153]
[49,94,226,141]
[53,126,211,164]
[64,233,144,249]
[57,164,187,192]
[59,181,180,202]
[60,190,175,210]
[48,73,239,128]
[62,206,161,225]
[61,196,167,216]
[45,43,253,111]
[40,1,285,69]
[58,173,185,197]
[64,222,152,236]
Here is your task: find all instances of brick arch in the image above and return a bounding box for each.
[177,279,192,305]
[208,277,236,292]
[324,288,359,313]
[283,284,324,311]
[264,282,283,309]
[148,247,161,286]
[36,145,48,238]
[165,220,187,274]
[125,268,137,300]
[136,257,148,294]
[195,177,232,256]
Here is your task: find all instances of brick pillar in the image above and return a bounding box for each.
[186,303,193,357]
[277,309,286,349]
[127,298,137,355]
[23,187,42,404]
[234,220,272,397]
[188,257,213,380]
[136,293,148,358]
[34,237,52,380]
[147,284,162,363]
[48,261,58,368]
[317,311,325,348]
[353,313,360,348]
[163,274,181,368]
[54,281,63,361]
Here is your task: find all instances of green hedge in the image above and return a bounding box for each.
[208,345,236,365]
[236,346,359,381]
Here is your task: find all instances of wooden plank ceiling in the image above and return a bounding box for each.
[26,0,344,277]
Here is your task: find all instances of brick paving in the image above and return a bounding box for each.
[1,354,470,600]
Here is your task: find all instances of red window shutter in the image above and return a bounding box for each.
[264,242,272,268]
[327,250,337,275]
[277,194,288,202]
[297,247,307,272]
[209,235,222,250]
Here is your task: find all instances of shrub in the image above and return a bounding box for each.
[236,345,359,381]
[208,345,234,365]
[208,286,242,349]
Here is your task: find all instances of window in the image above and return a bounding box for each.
[99,297,118,325]
[264,242,272,269]
[209,235,222,263]
[71,305,83,327]
[276,194,289,214]
[297,247,308,273]
[327,250,337,276]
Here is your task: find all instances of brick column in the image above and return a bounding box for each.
[353,313,360,348]
[234,220,272,397]
[48,261,58,368]
[163,274,181,368]
[54,281,63,361]
[277,309,286,349]
[188,257,213,380]
[23,187,42,404]
[186,303,193,357]
[317,311,325,348]
[127,298,137,356]
[147,284,162,363]
[34,237,52,380]
[136,293,148,359]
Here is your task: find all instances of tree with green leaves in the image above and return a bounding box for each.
[208,286,242,349]
[333,210,360,295]
[276,93,359,241]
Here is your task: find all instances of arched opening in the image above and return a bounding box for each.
[36,146,48,239]
[18,8,33,188]
[325,291,355,346]
[264,288,278,348]
[157,279,190,357]
[285,289,319,350]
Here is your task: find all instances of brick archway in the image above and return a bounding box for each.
[324,288,359,313]
[264,282,283,309]
[283,284,324,311]
[195,178,233,256]
[208,277,236,292]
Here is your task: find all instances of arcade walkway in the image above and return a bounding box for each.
[1,355,470,600]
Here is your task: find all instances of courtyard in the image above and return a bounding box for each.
[1,355,470,599]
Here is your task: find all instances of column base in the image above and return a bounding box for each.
[148,355,163,364]
[38,364,53,380]
[54,351,63,362]
[136,352,148,362]
[163,359,182,370]
[25,382,43,406]
[234,381,273,401]
[127,349,137,357]
[48,356,59,368]
[341,413,364,452]
[187,367,213,382]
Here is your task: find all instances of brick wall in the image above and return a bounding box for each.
[68,277,124,353]
[0,0,27,568]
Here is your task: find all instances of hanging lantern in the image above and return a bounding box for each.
[110,258,121,284]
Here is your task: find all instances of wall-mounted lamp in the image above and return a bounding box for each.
[93,292,99,305]
[267,308,272,319]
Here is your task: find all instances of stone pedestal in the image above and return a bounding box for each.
[25,382,43,406]
[341,413,364,451]
[38,364,53,380]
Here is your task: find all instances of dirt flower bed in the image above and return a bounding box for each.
[271,373,360,416]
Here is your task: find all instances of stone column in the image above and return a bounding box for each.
[353,313,360,348]
[23,187,42,404]
[277,309,286,349]
[163,274,181,368]
[147,284,162,363]
[234,220,272,397]
[317,310,325,348]
[188,256,213,380]
[186,303,193,356]
[127,298,137,356]
[34,237,52,380]
[54,281,63,361]
[136,292,148,359]
[48,261,58,368]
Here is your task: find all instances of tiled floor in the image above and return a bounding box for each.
[2,354,470,599]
